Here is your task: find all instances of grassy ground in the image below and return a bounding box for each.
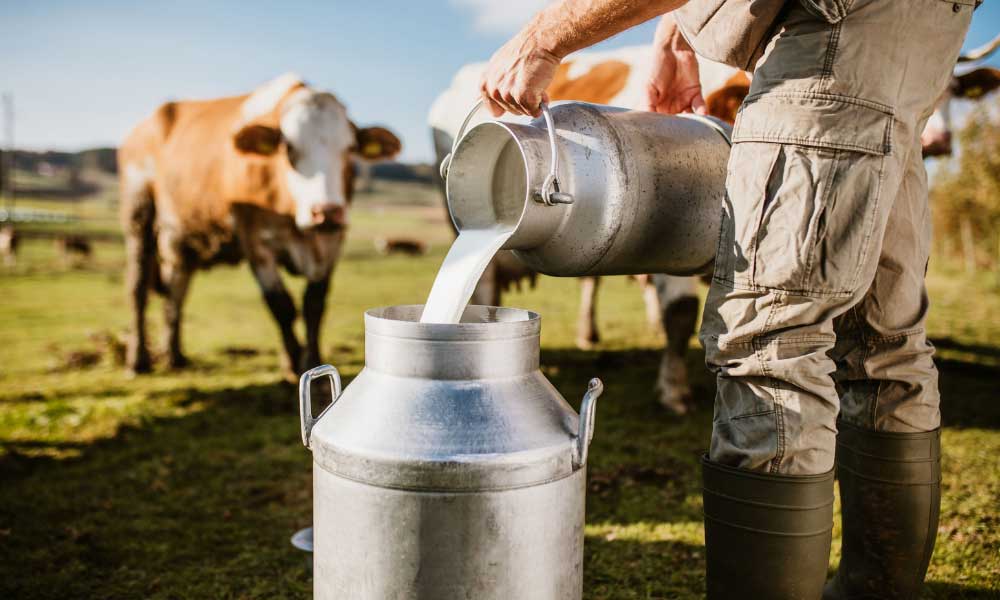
[1,181,998,599]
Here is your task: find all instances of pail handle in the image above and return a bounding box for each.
[298,364,343,448]
[572,378,604,469]
[439,100,573,206]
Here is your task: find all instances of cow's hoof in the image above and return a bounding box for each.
[126,350,153,376]
[126,363,152,377]
[299,353,322,374]
[575,331,600,350]
[167,354,190,370]
[655,376,692,416]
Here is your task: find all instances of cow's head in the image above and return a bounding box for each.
[232,74,401,229]
[922,35,1000,158]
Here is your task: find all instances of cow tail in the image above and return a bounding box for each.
[122,183,164,297]
[143,207,166,296]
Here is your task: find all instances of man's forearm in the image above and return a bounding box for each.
[527,0,689,60]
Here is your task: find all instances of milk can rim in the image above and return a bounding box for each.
[364,304,540,341]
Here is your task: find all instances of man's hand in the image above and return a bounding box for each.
[480,0,688,118]
[480,33,561,118]
[645,14,705,115]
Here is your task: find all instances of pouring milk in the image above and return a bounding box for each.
[420,133,526,324]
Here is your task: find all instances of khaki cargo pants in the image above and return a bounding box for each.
[700,0,973,475]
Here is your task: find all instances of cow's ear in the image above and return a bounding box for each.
[954,67,1000,100]
[705,84,749,125]
[233,124,283,155]
[353,125,402,161]
[705,73,751,125]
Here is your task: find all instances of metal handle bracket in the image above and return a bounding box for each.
[299,364,343,448]
[439,100,573,206]
[572,378,603,469]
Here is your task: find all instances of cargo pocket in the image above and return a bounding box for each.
[727,92,893,296]
[799,0,851,23]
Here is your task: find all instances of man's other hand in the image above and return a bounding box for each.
[480,32,561,118]
[645,14,705,115]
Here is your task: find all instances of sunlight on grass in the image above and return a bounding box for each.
[1,183,998,598]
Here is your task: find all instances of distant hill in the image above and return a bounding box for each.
[2,148,118,176]
[370,161,436,183]
[0,147,437,203]
[1,147,435,186]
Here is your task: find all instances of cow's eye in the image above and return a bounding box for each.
[287,144,301,168]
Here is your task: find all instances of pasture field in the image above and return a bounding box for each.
[1,181,998,599]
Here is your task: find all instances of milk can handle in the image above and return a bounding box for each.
[572,378,604,469]
[298,364,343,448]
[439,100,573,206]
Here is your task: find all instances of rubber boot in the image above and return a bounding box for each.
[702,455,835,600]
[823,422,941,600]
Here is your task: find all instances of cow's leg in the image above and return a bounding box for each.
[123,199,156,374]
[301,274,332,373]
[642,278,661,329]
[576,276,601,350]
[162,262,193,369]
[249,259,302,379]
[653,275,699,415]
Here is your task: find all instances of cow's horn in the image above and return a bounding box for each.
[958,33,1000,63]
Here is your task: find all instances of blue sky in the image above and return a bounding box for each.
[1,1,998,162]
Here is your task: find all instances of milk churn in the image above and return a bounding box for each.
[299,305,603,599]
[440,101,732,276]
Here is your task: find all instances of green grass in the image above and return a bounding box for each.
[1,182,998,598]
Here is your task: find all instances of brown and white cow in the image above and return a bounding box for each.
[119,73,400,377]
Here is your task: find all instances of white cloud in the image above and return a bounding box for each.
[452,0,553,35]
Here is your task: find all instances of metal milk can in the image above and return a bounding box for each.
[440,101,732,276]
[299,305,603,599]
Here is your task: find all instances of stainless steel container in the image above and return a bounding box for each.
[299,305,603,599]
[441,101,732,276]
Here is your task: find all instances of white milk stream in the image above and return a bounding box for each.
[419,228,514,324]
[420,138,527,324]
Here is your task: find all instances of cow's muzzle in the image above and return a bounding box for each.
[921,130,952,158]
[311,204,348,230]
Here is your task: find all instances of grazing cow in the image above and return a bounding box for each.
[374,236,427,256]
[55,234,93,265]
[921,35,1000,157]
[119,73,400,377]
[0,224,18,266]
[430,46,746,413]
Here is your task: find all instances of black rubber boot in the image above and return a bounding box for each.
[823,422,941,600]
[702,455,834,600]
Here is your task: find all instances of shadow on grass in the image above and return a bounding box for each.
[0,343,997,599]
[584,536,706,599]
[936,358,1000,429]
[923,583,1000,599]
[0,379,315,600]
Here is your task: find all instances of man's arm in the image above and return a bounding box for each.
[480,0,689,117]
[645,13,705,115]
